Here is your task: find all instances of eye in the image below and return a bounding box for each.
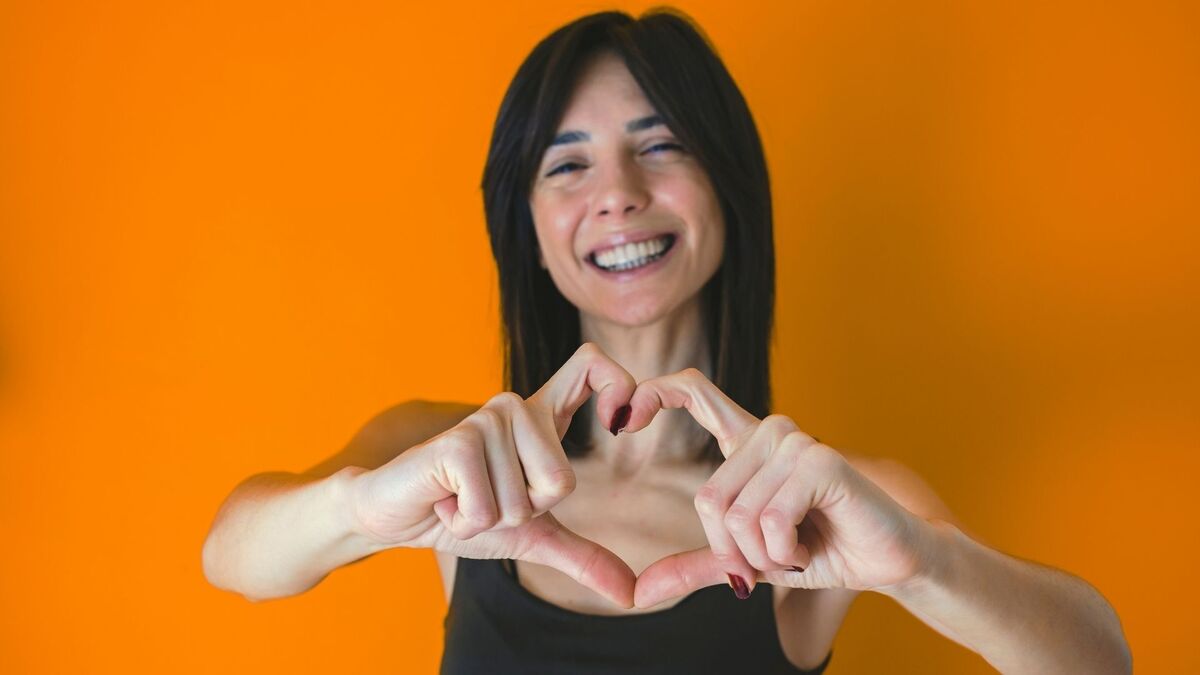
[546,161,586,177]
[644,142,684,155]
[543,142,684,178]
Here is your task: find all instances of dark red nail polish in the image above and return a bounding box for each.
[727,574,750,600]
[791,565,806,573]
[608,404,631,436]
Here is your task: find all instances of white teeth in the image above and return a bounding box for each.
[594,235,672,269]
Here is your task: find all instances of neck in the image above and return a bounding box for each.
[577,294,716,476]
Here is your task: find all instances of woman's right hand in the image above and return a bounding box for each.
[347,343,639,607]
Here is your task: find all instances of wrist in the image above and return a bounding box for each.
[877,517,963,601]
[328,465,393,553]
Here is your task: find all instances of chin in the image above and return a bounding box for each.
[596,293,685,328]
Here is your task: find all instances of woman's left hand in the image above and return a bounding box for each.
[624,368,939,609]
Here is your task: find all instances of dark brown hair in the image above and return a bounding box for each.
[480,7,775,463]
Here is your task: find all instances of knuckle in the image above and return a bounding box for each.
[500,505,533,528]
[723,503,756,531]
[576,341,602,359]
[777,429,816,456]
[472,406,506,430]
[763,414,800,435]
[781,430,817,453]
[759,507,792,532]
[516,516,561,558]
[464,506,498,531]
[542,467,577,498]
[693,484,725,516]
[439,430,480,464]
[681,367,707,383]
[487,390,524,409]
[773,437,803,461]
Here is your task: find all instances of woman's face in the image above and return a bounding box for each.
[529,51,725,327]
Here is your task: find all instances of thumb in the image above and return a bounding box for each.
[513,513,637,609]
[634,546,739,609]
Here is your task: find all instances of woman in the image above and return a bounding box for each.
[202,9,1132,674]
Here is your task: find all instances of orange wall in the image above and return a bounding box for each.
[1,1,1196,672]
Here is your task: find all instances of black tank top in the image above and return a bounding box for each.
[440,557,833,674]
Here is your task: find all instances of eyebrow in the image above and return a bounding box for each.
[548,114,666,147]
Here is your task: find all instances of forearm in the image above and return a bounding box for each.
[880,519,1132,674]
[202,465,389,601]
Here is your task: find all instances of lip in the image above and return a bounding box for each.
[585,233,679,281]
[584,230,677,260]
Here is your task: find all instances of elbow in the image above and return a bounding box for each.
[201,528,259,601]
[201,535,305,603]
[201,530,235,594]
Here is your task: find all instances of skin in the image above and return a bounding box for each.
[434,50,855,668]
[425,50,1132,673]
[528,49,727,474]
[201,47,1131,674]
[489,48,732,610]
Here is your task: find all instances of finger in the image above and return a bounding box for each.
[526,342,638,439]
[626,368,758,456]
[633,546,747,609]
[435,426,499,539]
[761,447,838,571]
[474,405,534,529]
[515,514,637,609]
[505,393,577,513]
[726,442,799,571]
[761,473,815,571]
[693,448,764,592]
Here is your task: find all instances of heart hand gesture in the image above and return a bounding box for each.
[348,343,639,608]
[625,368,937,608]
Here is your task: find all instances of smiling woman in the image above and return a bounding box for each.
[200,6,1133,675]
[481,8,776,467]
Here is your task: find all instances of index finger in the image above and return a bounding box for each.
[526,342,638,439]
[626,368,759,457]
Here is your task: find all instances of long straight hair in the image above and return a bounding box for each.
[480,8,775,464]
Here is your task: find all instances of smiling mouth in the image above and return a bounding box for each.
[588,234,677,272]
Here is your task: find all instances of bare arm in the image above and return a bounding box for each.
[202,342,652,609]
[882,519,1132,674]
[201,466,378,602]
[200,400,472,602]
[856,459,1132,674]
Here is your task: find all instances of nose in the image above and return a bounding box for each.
[593,155,649,219]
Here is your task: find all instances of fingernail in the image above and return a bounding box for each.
[791,565,806,573]
[608,404,631,436]
[727,574,750,600]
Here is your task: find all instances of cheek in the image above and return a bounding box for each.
[657,175,725,253]
[530,195,586,263]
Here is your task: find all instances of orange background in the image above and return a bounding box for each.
[1,1,1197,672]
